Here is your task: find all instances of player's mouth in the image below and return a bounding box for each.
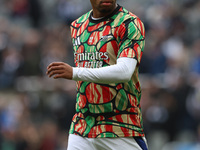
[100,1,113,6]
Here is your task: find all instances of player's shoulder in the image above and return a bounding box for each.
[71,11,91,27]
[118,6,143,23]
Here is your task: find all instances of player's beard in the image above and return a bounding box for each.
[97,2,116,15]
[98,8,113,14]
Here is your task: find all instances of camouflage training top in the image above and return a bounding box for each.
[69,5,145,138]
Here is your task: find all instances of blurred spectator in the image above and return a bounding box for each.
[57,0,85,25]
[17,29,41,76]
[28,0,42,28]
[10,0,29,17]
[191,39,200,75]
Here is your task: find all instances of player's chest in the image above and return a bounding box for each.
[72,21,119,54]
[72,21,120,68]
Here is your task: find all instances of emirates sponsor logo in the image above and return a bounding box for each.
[74,52,109,68]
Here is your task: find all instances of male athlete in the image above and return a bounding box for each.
[47,0,147,149]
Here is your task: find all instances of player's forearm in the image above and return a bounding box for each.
[73,57,137,84]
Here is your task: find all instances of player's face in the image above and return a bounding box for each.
[90,0,117,18]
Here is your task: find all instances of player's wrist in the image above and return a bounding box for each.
[72,67,79,81]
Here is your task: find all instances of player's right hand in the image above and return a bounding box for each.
[46,62,73,80]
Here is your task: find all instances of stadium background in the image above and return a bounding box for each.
[0,0,200,149]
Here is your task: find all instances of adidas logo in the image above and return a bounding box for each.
[73,37,81,46]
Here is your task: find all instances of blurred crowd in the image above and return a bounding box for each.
[0,0,200,150]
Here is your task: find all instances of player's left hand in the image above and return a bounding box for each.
[46,62,73,80]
